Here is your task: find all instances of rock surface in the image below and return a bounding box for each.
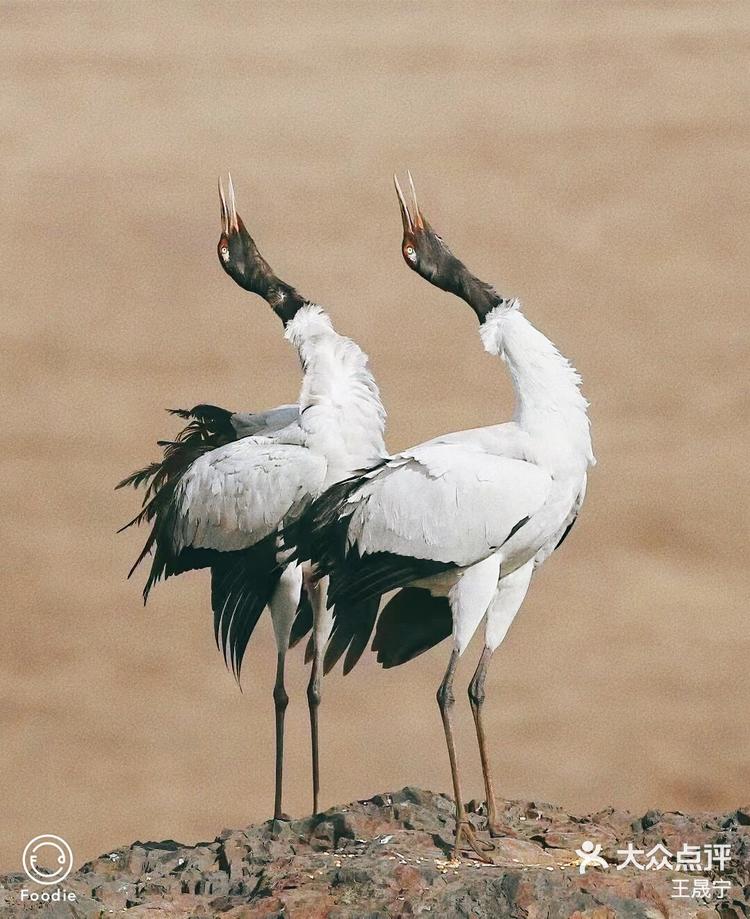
[2,788,749,917]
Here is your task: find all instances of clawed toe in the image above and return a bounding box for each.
[473,833,496,852]
[488,821,519,840]
[454,821,496,864]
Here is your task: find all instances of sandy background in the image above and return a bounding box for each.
[1,1,748,874]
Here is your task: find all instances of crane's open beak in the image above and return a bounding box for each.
[218,173,240,235]
[394,171,425,234]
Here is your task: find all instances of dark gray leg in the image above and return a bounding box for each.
[468,647,517,838]
[437,648,494,863]
[307,657,322,815]
[272,650,289,821]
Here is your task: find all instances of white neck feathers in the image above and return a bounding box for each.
[480,300,594,473]
[285,304,387,483]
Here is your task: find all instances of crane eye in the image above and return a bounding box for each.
[405,245,416,262]
[219,245,230,262]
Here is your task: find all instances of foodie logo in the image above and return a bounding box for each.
[22,835,74,886]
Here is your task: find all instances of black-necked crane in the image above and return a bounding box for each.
[118,175,386,821]
[294,175,594,862]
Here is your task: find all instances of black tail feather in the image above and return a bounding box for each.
[323,595,382,675]
[372,587,452,668]
[116,462,163,492]
[211,535,281,681]
[342,596,382,675]
[117,404,239,594]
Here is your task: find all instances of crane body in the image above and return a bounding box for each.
[295,176,594,860]
[119,177,386,821]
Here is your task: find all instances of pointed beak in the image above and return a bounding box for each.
[394,171,425,234]
[407,171,425,230]
[227,171,240,233]
[218,176,229,234]
[219,172,240,234]
[394,173,413,234]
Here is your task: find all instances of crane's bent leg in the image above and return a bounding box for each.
[472,560,534,837]
[307,573,333,815]
[269,564,303,822]
[437,648,493,863]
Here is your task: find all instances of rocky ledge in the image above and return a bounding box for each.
[2,788,750,917]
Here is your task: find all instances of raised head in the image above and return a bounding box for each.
[394,172,505,323]
[217,174,305,325]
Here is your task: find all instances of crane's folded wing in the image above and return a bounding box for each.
[173,439,327,554]
[139,438,325,680]
[341,443,552,567]
[414,421,533,459]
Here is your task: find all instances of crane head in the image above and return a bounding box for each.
[394,172,461,292]
[217,174,276,295]
[394,172,504,322]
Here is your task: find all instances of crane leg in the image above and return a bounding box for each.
[307,575,332,815]
[272,649,289,822]
[437,648,494,863]
[307,666,321,815]
[468,646,517,839]
[472,560,533,837]
[268,564,302,824]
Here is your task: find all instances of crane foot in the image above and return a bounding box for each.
[453,820,495,863]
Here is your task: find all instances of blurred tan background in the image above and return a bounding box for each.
[1,1,748,874]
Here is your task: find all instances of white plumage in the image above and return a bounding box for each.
[286,304,386,485]
[174,439,327,554]
[342,444,551,568]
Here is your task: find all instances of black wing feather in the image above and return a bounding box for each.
[286,469,453,608]
[283,471,370,572]
[288,466,455,675]
[329,551,452,608]
[118,404,298,681]
[553,515,577,552]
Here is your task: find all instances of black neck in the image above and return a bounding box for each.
[441,259,505,324]
[264,281,308,326]
[232,227,308,326]
[241,264,306,326]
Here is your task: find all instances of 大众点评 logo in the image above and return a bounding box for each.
[575,839,733,901]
